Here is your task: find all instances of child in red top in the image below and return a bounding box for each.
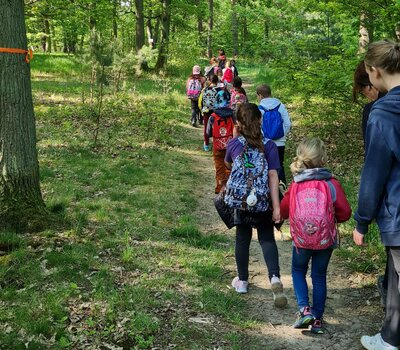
[280,138,351,334]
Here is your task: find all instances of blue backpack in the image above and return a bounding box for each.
[259,104,284,140]
[224,136,270,212]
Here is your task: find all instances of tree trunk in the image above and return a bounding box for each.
[51,23,57,52]
[358,11,371,54]
[0,0,46,230]
[207,0,213,58]
[112,0,118,39]
[45,18,52,53]
[146,17,155,48]
[231,0,238,56]
[195,0,203,47]
[134,0,145,52]
[153,17,160,47]
[155,0,171,72]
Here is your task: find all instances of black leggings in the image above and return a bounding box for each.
[235,216,280,281]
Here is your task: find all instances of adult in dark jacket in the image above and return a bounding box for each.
[353,40,400,350]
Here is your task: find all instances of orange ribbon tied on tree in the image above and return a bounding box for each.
[0,47,33,63]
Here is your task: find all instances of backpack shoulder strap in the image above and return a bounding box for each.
[326,179,336,203]
[258,105,267,112]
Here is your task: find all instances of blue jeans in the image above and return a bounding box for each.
[292,246,333,319]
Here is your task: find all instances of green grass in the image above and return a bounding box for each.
[0,54,386,349]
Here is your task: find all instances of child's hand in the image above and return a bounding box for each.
[353,229,367,246]
[272,207,281,223]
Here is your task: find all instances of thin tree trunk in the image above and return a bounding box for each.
[45,18,52,53]
[51,23,57,52]
[207,0,213,58]
[0,0,45,230]
[358,12,371,54]
[134,0,145,52]
[146,18,154,48]
[112,0,118,39]
[231,0,238,56]
[155,0,171,71]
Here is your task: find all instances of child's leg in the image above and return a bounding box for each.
[256,214,280,280]
[292,246,313,309]
[213,149,228,193]
[310,248,333,319]
[190,100,198,126]
[203,112,211,146]
[235,224,253,281]
[277,145,286,185]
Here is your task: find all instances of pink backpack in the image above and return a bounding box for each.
[289,180,336,250]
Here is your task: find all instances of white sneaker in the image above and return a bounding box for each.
[231,277,248,293]
[361,333,398,350]
[270,275,288,308]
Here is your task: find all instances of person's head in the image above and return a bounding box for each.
[226,60,233,68]
[364,40,400,92]
[236,103,263,151]
[231,59,236,66]
[353,60,379,102]
[233,76,243,89]
[256,84,272,102]
[290,138,327,175]
[219,49,225,56]
[210,56,217,65]
[210,74,218,85]
[192,65,201,76]
[217,68,223,77]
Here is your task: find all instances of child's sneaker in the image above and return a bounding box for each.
[310,318,324,334]
[361,333,398,350]
[231,277,248,294]
[203,144,210,152]
[270,276,288,308]
[293,306,314,329]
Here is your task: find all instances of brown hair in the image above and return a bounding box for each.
[256,84,272,98]
[365,40,400,74]
[353,60,371,102]
[233,76,246,94]
[236,103,263,151]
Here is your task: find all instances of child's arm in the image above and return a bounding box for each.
[331,179,352,223]
[206,116,213,137]
[280,183,292,220]
[268,169,281,223]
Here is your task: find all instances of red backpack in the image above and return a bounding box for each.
[289,180,336,250]
[222,68,233,83]
[212,113,234,151]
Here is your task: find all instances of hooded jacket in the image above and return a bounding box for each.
[280,168,351,224]
[354,86,400,246]
[259,97,291,147]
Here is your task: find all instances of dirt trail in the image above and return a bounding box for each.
[187,123,383,350]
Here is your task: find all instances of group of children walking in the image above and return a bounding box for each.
[185,41,400,349]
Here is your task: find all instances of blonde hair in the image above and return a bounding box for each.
[290,138,327,175]
[365,40,400,74]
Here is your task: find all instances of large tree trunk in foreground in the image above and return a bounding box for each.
[0,0,45,230]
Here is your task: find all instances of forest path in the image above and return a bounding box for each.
[184,77,383,349]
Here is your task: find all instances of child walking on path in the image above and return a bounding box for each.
[224,103,287,308]
[257,84,291,184]
[206,90,234,193]
[353,40,400,350]
[280,138,351,334]
[186,65,205,127]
